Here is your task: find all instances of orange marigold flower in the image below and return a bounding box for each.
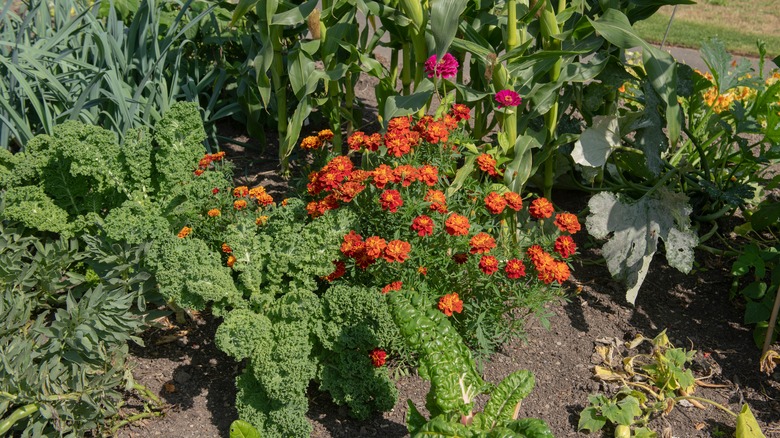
[233,186,249,197]
[347,131,367,151]
[424,189,448,213]
[382,240,411,263]
[526,245,546,264]
[417,165,439,186]
[411,215,435,237]
[533,251,556,273]
[438,292,464,317]
[381,281,403,294]
[323,260,346,282]
[340,231,365,257]
[379,189,404,213]
[334,181,365,203]
[227,255,237,268]
[484,192,507,215]
[318,129,335,142]
[300,135,323,150]
[394,165,418,187]
[349,169,373,183]
[212,187,220,195]
[476,153,498,176]
[256,192,274,206]
[479,255,499,275]
[452,252,469,264]
[221,243,232,254]
[372,164,396,189]
[177,226,192,238]
[505,259,526,279]
[450,103,470,122]
[198,156,212,169]
[537,267,555,284]
[211,151,226,161]
[384,129,413,157]
[193,169,204,176]
[422,120,449,144]
[281,198,289,206]
[418,266,428,275]
[469,232,496,254]
[369,348,387,367]
[554,235,577,258]
[529,197,554,219]
[207,209,221,217]
[366,133,382,151]
[256,215,269,226]
[554,212,581,234]
[234,199,248,210]
[388,116,412,131]
[445,214,470,236]
[504,192,523,211]
[552,261,570,284]
[364,236,388,259]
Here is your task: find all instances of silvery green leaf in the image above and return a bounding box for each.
[571,115,620,168]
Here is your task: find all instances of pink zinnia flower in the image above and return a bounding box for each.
[424,53,459,79]
[495,89,522,108]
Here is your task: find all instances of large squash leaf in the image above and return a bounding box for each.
[586,189,698,304]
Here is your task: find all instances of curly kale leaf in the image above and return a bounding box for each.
[102,197,171,244]
[2,186,72,235]
[316,284,400,419]
[153,102,207,195]
[24,121,127,216]
[215,308,273,361]
[235,369,312,438]
[147,236,242,314]
[0,148,40,190]
[120,126,155,194]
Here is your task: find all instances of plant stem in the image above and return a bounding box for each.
[673,396,737,417]
[506,0,518,53]
[110,410,164,434]
[270,27,289,174]
[762,284,780,357]
[328,79,343,153]
[0,403,39,435]
[402,42,412,95]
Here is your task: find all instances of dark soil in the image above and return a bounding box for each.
[116,70,780,438]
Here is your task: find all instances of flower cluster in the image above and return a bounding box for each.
[299,129,336,150]
[339,231,411,269]
[194,151,226,176]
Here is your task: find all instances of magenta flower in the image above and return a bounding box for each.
[424,53,459,79]
[495,89,522,108]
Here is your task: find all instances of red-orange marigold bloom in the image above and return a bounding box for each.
[484,192,507,215]
[552,261,570,284]
[479,255,499,275]
[334,181,366,203]
[318,129,334,142]
[324,260,346,282]
[529,197,554,219]
[300,135,323,150]
[554,235,577,259]
[340,231,364,258]
[234,199,248,210]
[347,131,367,151]
[370,348,387,367]
[505,259,526,279]
[212,187,220,195]
[424,189,448,213]
[193,169,204,176]
[394,165,418,187]
[411,215,435,237]
[418,266,428,275]
[554,212,581,234]
[349,169,373,183]
[384,130,413,157]
[417,165,439,186]
[469,232,496,254]
[221,243,232,254]
[422,120,449,144]
[227,255,237,268]
[177,226,192,238]
[379,189,404,213]
[382,240,411,263]
[504,192,523,211]
[438,292,464,317]
[372,164,396,189]
[256,193,274,206]
[451,103,470,122]
[388,116,412,131]
[445,214,470,236]
[381,281,403,294]
[476,153,498,176]
[306,201,321,218]
[533,251,556,273]
[452,252,469,264]
[364,236,388,260]
[366,133,382,151]
[233,186,249,197]
[443,114,458,131]
[256,215,269,226]
[211,151,226,161]
[198,156,212,169]
[207,209,221,217]
[526,245,546,264]
[537,268,555,284]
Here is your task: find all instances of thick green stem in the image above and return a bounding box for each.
[390,48,399,86]
[541,2,562,200]
[402,42,412,95]
[270,27,289,173]
[328,80,343,153]
[506,0,518,52]
[345,71,356,137]
[0,403,39,435]
[673,396,737,417]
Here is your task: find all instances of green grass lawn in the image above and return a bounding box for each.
[633,2,780,58]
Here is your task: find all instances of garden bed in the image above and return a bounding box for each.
[113,133,780,437]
